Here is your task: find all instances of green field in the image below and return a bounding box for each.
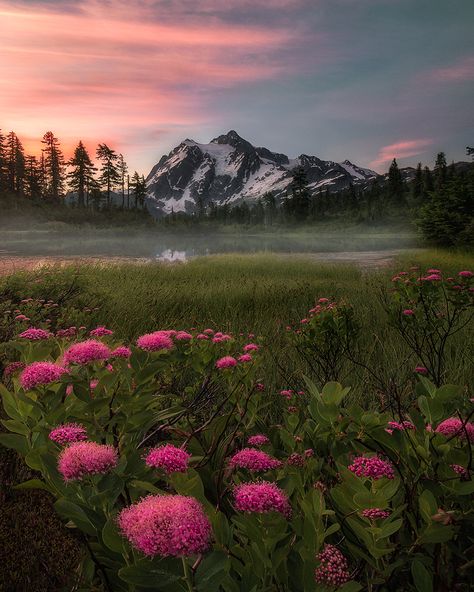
[2,249,473,401]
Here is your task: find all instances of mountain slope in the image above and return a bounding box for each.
[146,130,379,214]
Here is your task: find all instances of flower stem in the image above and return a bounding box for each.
[182,557,194,592]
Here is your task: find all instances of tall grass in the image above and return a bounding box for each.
[2,250,472,401]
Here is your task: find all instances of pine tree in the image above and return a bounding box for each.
[434,152,447,190]
[96,144,119,208]
[41,131,64,201]
[130,172,147,209]
[5,132,26,194]
[288,166,311,221]
[117,154,128,208]
[262,192,277,225]
[0,129,7,194]
[24,156,42,199]
[412,162,424,203]
[387,158,405,205]
[68,141,96,208]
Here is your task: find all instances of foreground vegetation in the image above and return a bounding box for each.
[0,252,473,590]
[0,253,473,591]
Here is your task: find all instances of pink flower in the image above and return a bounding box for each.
[435,418,474,442]
[458,271,473,278]
[287,453,305,467]
[318,298,329,303]
[15,314,29,321]
[3,361,26,377]
[348,455,395,480]
[361,508,391,520]
[89,326,113,337]
[300,318,309,324]
[415,366,428,375]
[233,482,291,518]
[196,333,209,340]
[243,343,259,352]
[280,389,293,400]
[228,448,281,472]
[20,362,68,390]
[387,420,415,433]
[315,544,350,588]
[203,328,214,335]
[18,327,52,340]
[255,383,265,391]
[56,327,77,338]
[423,274,442,281]
[58,441,118,481]
[402,309,414,316]
[63,340,111,365]
[175,331,193,341]
[304,449,314,458]
[238,354,252,363]
[212,334,232,343]
[427,269,441,274]
[49,423,88,446]
[136,331,174,352]
[247,434,269,447]
[145,444,191,474]
[451,464,468,477]
[111,346,132,358]
[118,495,211,557]
[215,356,237,369]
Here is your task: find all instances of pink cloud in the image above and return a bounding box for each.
[370,139,434,169]
[427,55,474,82]
[0,0,304,169]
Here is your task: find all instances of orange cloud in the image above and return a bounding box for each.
[0,0,300,168]
[370,139,433,168]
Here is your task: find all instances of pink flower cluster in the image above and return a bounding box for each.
[228,448,281,472]
[56,327,77,338]
[111,346,132,358]
[145,444,191,474]
[435,418,474,442]
[280,389,293,400]
[238,354,252,363]
[175,331,193,341]
[89,326,113,337]
[58,441,118,481]
[361,508,391,520]
[243,343,259,352]
[386,420,415,434]
[451,464,468,477]
[415,366,428,375]
[458,270,473,278]
[20,362,68,390]
[212,333,232,343]
[136,331,174,352]
[247,434,270,447]
[348,455,395,480]
[49,423,88,446]
[216,356,237,369]
[118,494,211,557]
[63,340,111,365]
[233,482,291,518]
[3,361,26,378]
[314,544,351,588]
[18,327,52,340]
[287,453,306,467]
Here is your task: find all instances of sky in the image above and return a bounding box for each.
[1,0,473,174]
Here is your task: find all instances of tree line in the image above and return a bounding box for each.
[164,150,473,247]
[0,130,147,210]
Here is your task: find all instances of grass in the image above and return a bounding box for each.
[2,250,473,400]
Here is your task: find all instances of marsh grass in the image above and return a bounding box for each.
[2,250,472,402]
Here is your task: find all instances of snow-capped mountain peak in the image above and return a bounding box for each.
[146,132,379,214]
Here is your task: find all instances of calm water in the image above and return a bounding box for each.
[0,228,420,270]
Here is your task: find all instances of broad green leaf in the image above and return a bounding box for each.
[0,433,28,454]
[411,559,433,592]
[102,517,125,553]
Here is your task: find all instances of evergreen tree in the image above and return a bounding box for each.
[6,132,26,194]
[434,151,447,190]
[130,172,147,209]
[423,166,434,194]
[288,166,311,221]
[67,141,96,208]
[41,131,64,201]
[0,129,7,194]
[412,162,424,203]
[24,155,42,199]
[262,192,277,225]
[387,158,405,205]
[96,143,120,208]
[117,154,128,208]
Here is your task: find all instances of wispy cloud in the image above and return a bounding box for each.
[370,139,434,168]
[427,55,474,82]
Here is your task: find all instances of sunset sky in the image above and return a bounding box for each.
[1,0,473,174]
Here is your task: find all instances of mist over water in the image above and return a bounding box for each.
[0,224,420,270]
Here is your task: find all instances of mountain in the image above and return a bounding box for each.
[146,130,379,214]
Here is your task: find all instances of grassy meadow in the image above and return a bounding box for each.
[2,249,473,402]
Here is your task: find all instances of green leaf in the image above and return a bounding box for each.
[419,524,455,544]
[1,419,30,436]
[419,490,437,523]
[118,561,182,588]
[195,551,230,591]
[54,498,96,536]
[339,582,363,592]
[14,478,53,493]
[0,433,28,454]
[411,559,433,592]
[102,517,125,553]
